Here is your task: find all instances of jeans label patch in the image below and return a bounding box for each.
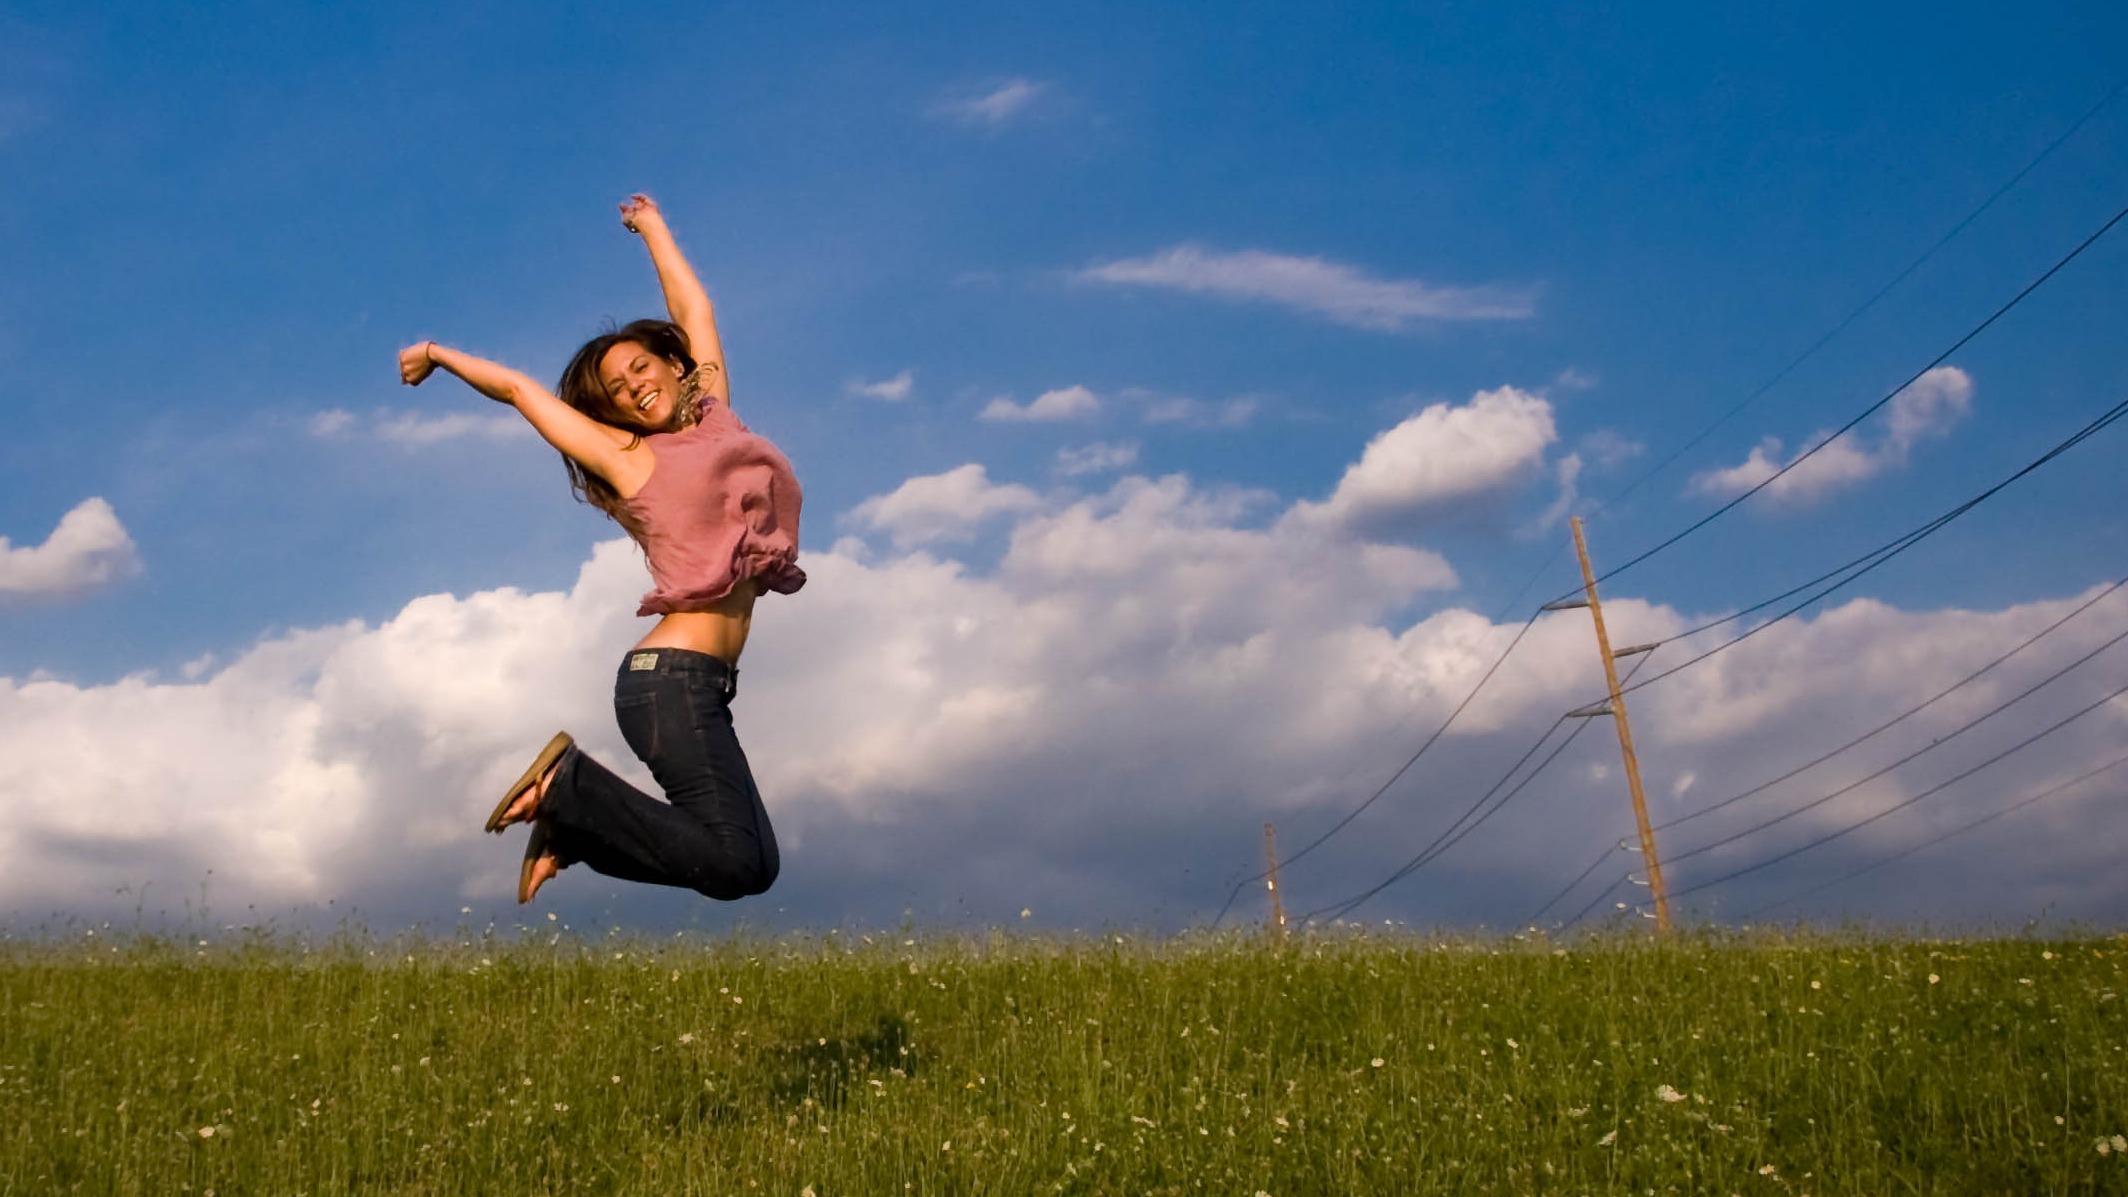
[629,652,659,672]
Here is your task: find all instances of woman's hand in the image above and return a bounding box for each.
[398,342,439,386]
[619,193,666,235]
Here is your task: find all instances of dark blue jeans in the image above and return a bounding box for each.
[542,648,780,901]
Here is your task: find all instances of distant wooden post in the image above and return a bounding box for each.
[1545,517,1673,932]
[1263,822,1288,936]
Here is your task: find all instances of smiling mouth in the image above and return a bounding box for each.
[635,389,660,414]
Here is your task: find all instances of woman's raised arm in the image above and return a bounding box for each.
[398,341,650,494]
[620,194,729,406]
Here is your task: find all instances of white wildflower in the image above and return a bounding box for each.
[1656,1084,1687,1103]
[1597,1129,1617,1147]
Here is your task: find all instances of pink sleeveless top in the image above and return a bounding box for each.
[620,367,805,616]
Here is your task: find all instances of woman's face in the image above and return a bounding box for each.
[597,341,687,431]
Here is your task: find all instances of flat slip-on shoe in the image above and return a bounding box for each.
[518,820,554,905]
[486,731,574,834]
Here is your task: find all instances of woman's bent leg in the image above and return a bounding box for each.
[539,649,779,900]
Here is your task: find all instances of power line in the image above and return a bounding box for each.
[1563,196,2128,599]
[1514,403,2128,927]
[1237,567,1559,896]
[1210,108,2128,925]
[1668,675,2128,900]
[1660,620,2128,868]
[1562,873,1632,931]
[1655,571,2128,833]
[1255,385,2128,927]
[1295,717,1575,925]
[1524,402,2128,922]
[1213,207,2128,923]
[1529,572,2126,924]
[1597,78,2128,516]
[1525,840,1629,926]
[1493,79,2127,620]
[1211,611,1543,924]
[1737,751,2128,920]
[1298,653,1657,924]
[1608,393,2128,701]
[1259,381,2128,924]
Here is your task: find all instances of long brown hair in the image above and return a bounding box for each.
[555,319,697,525]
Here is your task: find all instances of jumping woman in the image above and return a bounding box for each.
[397,194,802,905]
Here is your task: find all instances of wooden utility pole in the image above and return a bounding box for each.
[1262,822,1288,936]
[1546,516,1673,932]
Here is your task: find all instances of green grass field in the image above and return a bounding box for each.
[4,928,2125,1195]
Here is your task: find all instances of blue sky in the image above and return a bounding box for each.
[3,0,2127,931]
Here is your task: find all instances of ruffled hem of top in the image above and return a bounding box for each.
[635,558,807,617]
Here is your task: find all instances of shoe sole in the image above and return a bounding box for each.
[486,731,574,834]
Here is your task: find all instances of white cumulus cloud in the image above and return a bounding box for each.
[1691,366,1974,506]
[1055,441,1140,477]
[980,385,1100,423]
[0,497,142,602]
[5,396,2125,931]
[1078,244,1535,331]
[1295,385,1558,536]
[1530,452,1585,536]
[847,371,915,402]
[311,407,531,447]
[846,464,1044,548]
[1136,392,1260,429]
[1579,428,1645,469]
[309,409,355,437]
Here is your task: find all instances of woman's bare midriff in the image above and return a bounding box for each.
[632,578,758,664]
